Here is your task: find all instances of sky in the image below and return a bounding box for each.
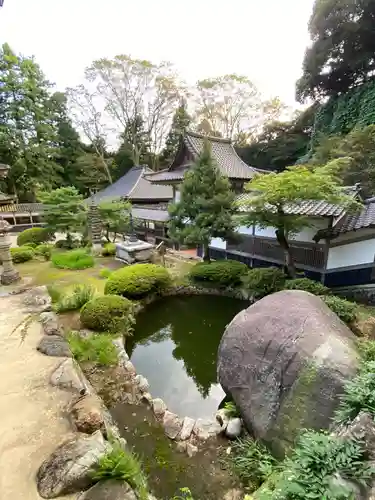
[0,0,314,108]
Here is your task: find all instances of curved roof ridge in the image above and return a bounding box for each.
[185,130,232,144]
[127,165,145,198]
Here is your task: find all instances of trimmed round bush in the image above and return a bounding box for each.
[284,278,331,296]
[189,260,248,288]
[80,294,134,333]
[17,227,51,247]
[10,246,34,263]
[35,243,53,261]
[52,249,95,270]
[105,263,171,299]
[322,295,359,324]
[102,243,116,256]
[241,267,286,298]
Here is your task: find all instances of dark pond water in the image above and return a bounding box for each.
[126,295,247,419]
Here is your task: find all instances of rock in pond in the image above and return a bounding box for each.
[218,290,359,456]
[37,431,110,498]
[134,374,150,392]
[70,395,104,434]
[163,410,182,439]
[80,479,137,500]
[152,398,167,419]
[39,312,63,336]
[50,358,87,394]
[37,335,71,357]
[225,418,242,439]
[178,416,195,441]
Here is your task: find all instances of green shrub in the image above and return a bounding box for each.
[263,431,373,500]
[47,284,62,304]
[188,260,248,288]
[91,440,148,499]
[55,284,96,313]
[228,438,277,491]
[241,267,286,298]
[105,263,171,299]
[322,295,358,324]
[173,488,194,500]
[223,401,241,418]
[99,268,112,279]
[284,277,330,296]
[54,238,80,249]
[51,249,94,270]
[10,246,34,263]
[68,331,118,366]
[80,294,134,334]
[35,243,53,261]
[16,227,51,247]
[102,243,116,256]
[23,242,37,249]
[357,339,375,362]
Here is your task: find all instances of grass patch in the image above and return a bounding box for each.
[54,284,96,313]
[99,267,112,279]
[67,331,118,366]
[52,249,95,270]
[91,440,148,499]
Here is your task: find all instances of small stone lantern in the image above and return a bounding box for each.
[0,218,20,285]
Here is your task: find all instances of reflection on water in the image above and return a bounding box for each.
[127,295,246,419]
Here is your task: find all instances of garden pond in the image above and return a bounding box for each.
[126,295,248,419]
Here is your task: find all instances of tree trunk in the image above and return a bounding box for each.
[275,228,296,278]
[203,242,210,262]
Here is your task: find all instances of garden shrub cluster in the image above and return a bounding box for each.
[16,227,52,247]
[105,263,171,299]
[188,260,248,288]
[10,246,34,263]
[241,267,286,298]
[80,294,134,334]
[102,242,116,256]
[322,295,358,324]
[35,243,53,261]
[51,249,94,270]
[284,278,330,296]
[54,284,96,313]
[68,331,118,366]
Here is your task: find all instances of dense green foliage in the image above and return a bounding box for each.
[104,263,171,299]
[68,331,118,366]
[80,294,134,334]
[296,0,375,102]
[241,267,286,298]
[168,143,236,261]
[16,227,51,247]
[223,401,241,418]
[35,243,53,261]
[101,242,116,256]
[284,278,330,296]
[160,100,191,167]
[322,295,358,324]
[10,246,34,263]
[98,200,130,242]
[188,260,248,288]
[51,249,94,270]
[91,441,148,499]
[54,284,95,313]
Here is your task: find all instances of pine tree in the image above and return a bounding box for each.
[160,100,191,167]
[168,142,236,261]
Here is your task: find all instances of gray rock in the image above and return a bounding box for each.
[37,335,71,357]
[123,361,136,376]
[193,419,222,440]
[40,312,63,336]
[337,411,375,460]
[37,431,111,498]
[50,358,87,394]
[112,337,129,365]
[23,285,52,312]
[152,398,167,419]
[81,479,137,500]
[70,395,104,434]
[218,290,359,456]
[216,409,230,431]
[141,392,153,405]
[176,441,187,453]
[163,411,182,439]
[135,374,150,392]
[225,418,242,439]
[186,442,198,457]
[222,489,243,500]
[178,417,195,441]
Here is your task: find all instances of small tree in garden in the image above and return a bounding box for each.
[168,142,237,261]
[39,187,87,247]
[98,199,130,242]
[240,158,360,277]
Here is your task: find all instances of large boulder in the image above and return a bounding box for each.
[80,479,137,500]
[218,290,359,456]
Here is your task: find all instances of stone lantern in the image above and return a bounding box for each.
[88,198,103,255]
[0,218,20,285]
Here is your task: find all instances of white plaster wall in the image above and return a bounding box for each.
[237,225,254,236]
[174,189,181,203]
[327,239,375,269]
[210,238,227,250]
[237,218,329,243]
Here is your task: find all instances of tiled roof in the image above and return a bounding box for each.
[236,193,346,217]
[0,203,44,214]
[148,131,260,183]
[132,207,170,222]
[88,166,173,203]
[329,200,375,236]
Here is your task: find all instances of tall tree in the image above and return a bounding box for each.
[240,159,360,276]
[98,199,130,242]
[0,43,61,200]
[159,100,191,167]
[296,0,375,101]
[85,55,181,167]
[168,142,236,261]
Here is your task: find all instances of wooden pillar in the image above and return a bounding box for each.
[12,212,16,227]
[29,211,33,227]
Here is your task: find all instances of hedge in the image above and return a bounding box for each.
[242,267,286,298]
[322,295,359,324]
[17,227,51,247]
[105,263,171,299]
[10,246,34,263]
[189,260,248,288]
[284,278,330,296]
[80,294,134,334]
